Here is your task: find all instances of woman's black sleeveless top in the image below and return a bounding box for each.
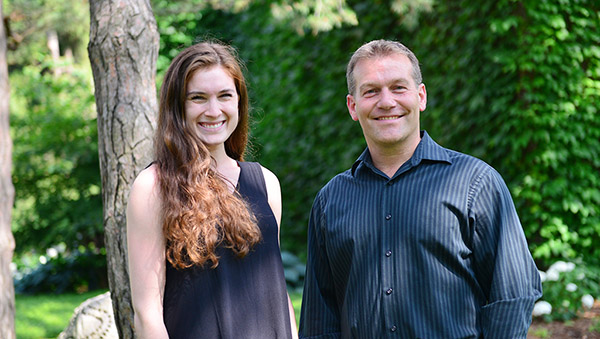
[163,162,292,339]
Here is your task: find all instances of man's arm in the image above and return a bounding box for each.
[470,167,542,338]
[299,192,342,339]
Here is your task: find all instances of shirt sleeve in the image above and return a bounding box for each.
[299,192,342,339]
[469,167,543,338]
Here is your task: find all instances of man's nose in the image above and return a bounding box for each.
[377,88,396,109]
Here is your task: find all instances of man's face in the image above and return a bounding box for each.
[347,54,426,154]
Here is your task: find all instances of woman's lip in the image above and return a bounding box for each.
[199,121,226,129]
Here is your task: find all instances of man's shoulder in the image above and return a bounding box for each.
[440,146,510,193]
[442,146,496,174]
[315,168,355,197]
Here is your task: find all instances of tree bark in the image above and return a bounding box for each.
[0,1,16,338]
[88,0,158,337]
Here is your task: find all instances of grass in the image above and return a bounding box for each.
[290,291,302,327]
[14,289,301,338]
[532,327,550,338]
[15,290,107,339]
[590,318,600,333]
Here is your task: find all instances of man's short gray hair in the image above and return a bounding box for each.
[346,39,422,95]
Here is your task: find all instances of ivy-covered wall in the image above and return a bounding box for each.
[154,0,600,266]
[416,0,600,265]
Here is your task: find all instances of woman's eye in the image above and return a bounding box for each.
[189,95,206,101]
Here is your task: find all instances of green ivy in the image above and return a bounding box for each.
[153,0,412,257]
[416,0,600,267]
[152,0,600,267]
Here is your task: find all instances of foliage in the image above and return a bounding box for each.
[3,0,90,66]
[536,260,600,322]
[9,58,102,254]
[270,0,358,34]
[416,0,600,265]
[151,0,600,271]
[15,290,107,339]
[4,2,600,323]
[281,250,306,293]
[153,0,417,257]
[13,246,108,295]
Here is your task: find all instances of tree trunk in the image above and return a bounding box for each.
[88,0,158,337]
[0,1,16,338]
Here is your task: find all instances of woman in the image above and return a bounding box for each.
[126,41,297,338]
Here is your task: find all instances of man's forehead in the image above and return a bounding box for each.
[354,55,413,83]
[355,53,410,69]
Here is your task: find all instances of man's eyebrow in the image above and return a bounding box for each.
[358,82,378,91]
[358,78,410,91]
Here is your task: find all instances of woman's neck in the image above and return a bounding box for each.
[209,145,240,190]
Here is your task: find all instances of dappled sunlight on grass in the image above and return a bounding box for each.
[15,290,107,339]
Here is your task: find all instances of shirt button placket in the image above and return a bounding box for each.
[382,182,396,336]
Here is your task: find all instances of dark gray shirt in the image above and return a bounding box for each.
[299,131,542,339]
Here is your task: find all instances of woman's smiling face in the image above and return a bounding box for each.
[184,66,239,153]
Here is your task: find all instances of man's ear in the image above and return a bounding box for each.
[419,83,427,112]
[347,94,359,121]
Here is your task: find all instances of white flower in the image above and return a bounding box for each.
[562,300,571,308]
[39,255,47,265]
[577,272,585,280]
[546,269,560,281]
[566,283,578,292]
[549,261,572,273]
[532,301,552,316]
[538,270,547,282]
[549,260,576,273]
[582,295,594,309]
[46,247,59,258]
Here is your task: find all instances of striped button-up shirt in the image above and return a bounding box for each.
[299,131,542,339]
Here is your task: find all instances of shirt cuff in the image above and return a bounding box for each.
[480,294,540,339]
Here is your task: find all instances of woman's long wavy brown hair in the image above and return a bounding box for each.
[155,41,261,269]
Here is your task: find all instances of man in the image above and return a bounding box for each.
[299,39,542,338]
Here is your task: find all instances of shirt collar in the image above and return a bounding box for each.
[351,130,452,177]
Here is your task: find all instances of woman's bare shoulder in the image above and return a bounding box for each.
[127,164,161,226]
[132,164,159,191]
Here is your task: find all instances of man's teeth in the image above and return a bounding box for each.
[378,116,399,120]
[200,121,225,129]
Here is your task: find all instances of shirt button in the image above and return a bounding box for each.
[385,250,392,257]
[385,214,392,220]
[386,288,393,295]
[390,325,397,332]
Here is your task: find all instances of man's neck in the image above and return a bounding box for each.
[368,136,421,178]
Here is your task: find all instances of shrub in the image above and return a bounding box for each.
[534,259,600,322]
[13,246,108,295]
